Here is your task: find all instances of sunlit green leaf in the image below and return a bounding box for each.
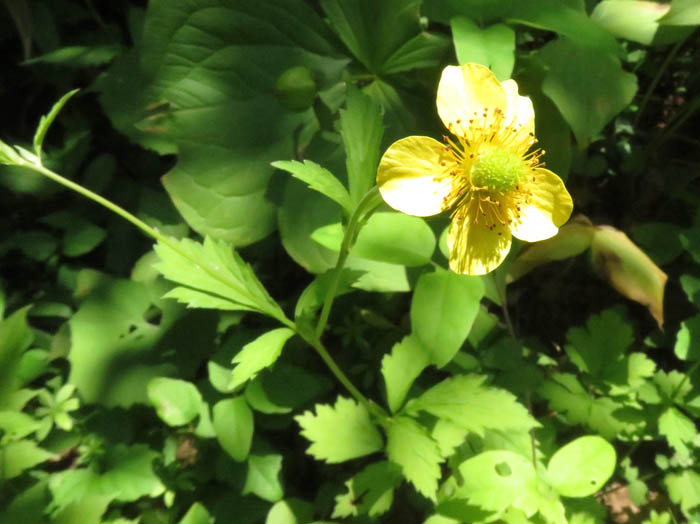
[406,375,536,435]
[386,416,442,501]
[212,397,253,462]
[381,334,430,413]
[296,396,383,463]
[147,377,202,426]
[333,461,402,518]
[450,17,515,80]
[231,328,295,390]
[244,454,284,503]
[547,436,616,497]
[411,269,484,367]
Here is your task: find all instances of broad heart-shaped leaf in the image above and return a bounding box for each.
[231,328,295,390]
[48,444,163,507]
[547,436,616,497]
[539,38,637,146]
[385,416,443,502]
[564,309,634,381]
[658,407,697,460]
[333,461,403,518]
[97,0,345,246]
[423,0,619,54]
[381,334,430,413]
[271,160,353,216]
[147,377,202,426]
[450,17,514,81]
[312,212,436,267]
[341,86,383,206]
[295,396,383,464]
[410,269,484,367]
[448,450,566,523]
[212,397,253,462]
[154,236,286,323]
[243,453,284,503]
[405,375,536,436]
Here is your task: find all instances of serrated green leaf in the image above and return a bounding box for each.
[564,309,634,380]
[52,495,112,524]
[33,89,80,159]
[450,17,514,80]
[406,375,536,436]
[386,416,442,501]
[244,454,284,503]
[212,397,254,462]
[431,419,470,458]
[451,450,565,522]
[295,396,383,463]
[411,269,484,367]
[272,160,353,216]
[664,469,700,515]
[231,328,295,391]
[333,461,402,518]
[381,334,429,413]
[340,86,383,206]
[154,236,285,322]
[147,377,202,426]
[312,212,436,267]
[658,407,696,459]
[547,436,616,497]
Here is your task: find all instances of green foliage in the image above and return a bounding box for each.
[2,0,700,522]
[295,396,383,463]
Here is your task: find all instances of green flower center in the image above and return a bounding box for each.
[470,147,524,193]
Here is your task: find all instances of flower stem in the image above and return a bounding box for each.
[315,186,382,338]
[26,159,384,420]
[26,162,168,244]
[634,38,685,126]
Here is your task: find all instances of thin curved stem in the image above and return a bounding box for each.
[635,39,684,126]
[315,186,382,338]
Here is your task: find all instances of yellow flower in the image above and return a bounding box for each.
[376,63,573,275]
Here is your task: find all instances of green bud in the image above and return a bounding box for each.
[275,66,317,111]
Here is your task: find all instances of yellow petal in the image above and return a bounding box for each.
[377,136,454,217]
[436,64,506,136]
[511,168,573,242]
[447,206,513,275]
[501,79,535,137]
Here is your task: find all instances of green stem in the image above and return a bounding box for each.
[634,38,684,126]
[305,335,386,420]
[27,162,168,244]
[315,186,382,338]
[27,159,381,419]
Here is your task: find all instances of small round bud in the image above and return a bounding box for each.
[275,66,316,111]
